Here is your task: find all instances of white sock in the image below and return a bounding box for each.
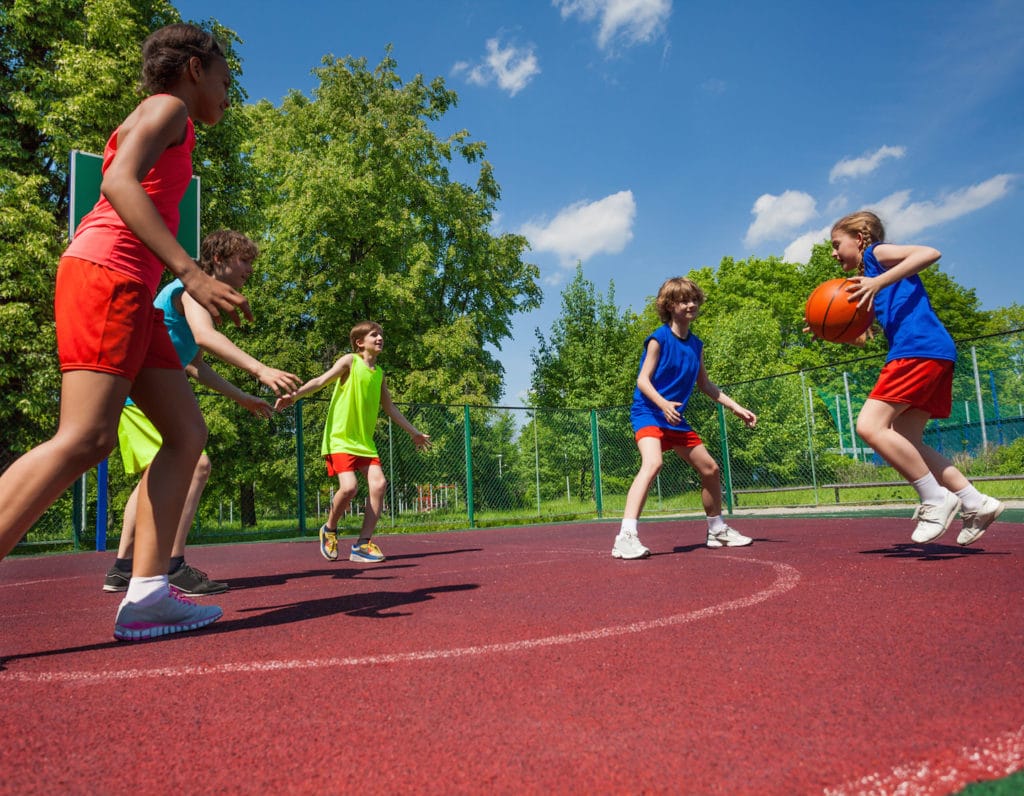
[619,518,638,536]
[125,575,170,606]
[707,515,726,533]
[956,485,984,513]
[911,473,946,505]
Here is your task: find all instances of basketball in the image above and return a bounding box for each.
[804,278,874,344]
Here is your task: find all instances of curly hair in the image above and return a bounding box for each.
[198,230,258,275]
[655,277,706,324]
[141,23,225,94]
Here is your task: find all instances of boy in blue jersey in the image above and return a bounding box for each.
[833,210,1004,545]
[613,277,758,560]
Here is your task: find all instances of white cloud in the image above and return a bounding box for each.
[829,145,906,183]
[452,38,540,96]
[744,190,817,246]
[554,0,672,51]
[780,174,1015,263]
[870,175,1014,239]
[783,225,831,264]
[520,190,636,266]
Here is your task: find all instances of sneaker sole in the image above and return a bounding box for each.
[171,584,230,597]
[706,539,753,548]
[957,502,1006,546]
[102,583,128,593]
[611,549,651,559]
[349,556,385,563]
[114,608,223,642]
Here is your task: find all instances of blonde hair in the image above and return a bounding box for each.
[350,321,383,352]
[832,210,886,250]
[655,277,705,324]
[198,230,258,276]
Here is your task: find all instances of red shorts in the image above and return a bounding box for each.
[869,358,954,419]
[325,452,381,476]
[635,425,703,451]
[55,256,180,379]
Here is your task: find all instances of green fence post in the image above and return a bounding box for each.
[72,474,84,551]
[296,398,306,534]
[717,403,734,514]
[590,410,603,519]
[463,405,475,528]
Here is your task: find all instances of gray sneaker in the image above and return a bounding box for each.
[102,566,130,593]
[911,491,961,544]
[114,588,223,642]
[957,496,1005,546]
[707,526,753,548]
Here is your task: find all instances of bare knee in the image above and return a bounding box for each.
[194,453,212,482]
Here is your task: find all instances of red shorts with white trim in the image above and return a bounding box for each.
[55,256,179,378]
[635,425,703,451]
[325,452,381,476]
[868,358,954,419]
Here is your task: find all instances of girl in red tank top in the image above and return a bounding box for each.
[0,24,256,641]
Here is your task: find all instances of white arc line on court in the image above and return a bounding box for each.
[1,558,799,685]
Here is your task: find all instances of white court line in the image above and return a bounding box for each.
[0,558,799,685]
[824,723,1024,795]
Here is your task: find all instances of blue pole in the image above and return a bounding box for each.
[95,459,108,551]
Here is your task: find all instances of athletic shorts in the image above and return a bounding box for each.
[869,358,954,419]
[635,425,703,451]
[117,403,207,475]
[325,452,381,476]
[55,255,179,379]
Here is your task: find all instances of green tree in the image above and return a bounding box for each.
[242,49,541,408]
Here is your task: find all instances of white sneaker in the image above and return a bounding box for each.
[114,588,223,641]
[612,531,651,559]
[706,526,753,548]
[910,490,961,544]
[957,495,1005,546]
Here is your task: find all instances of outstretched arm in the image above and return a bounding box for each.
[274,354,353,411]
[696,354,757,428]
[380,381,430,450]
[185,352,273,418]
[183,291,301,397]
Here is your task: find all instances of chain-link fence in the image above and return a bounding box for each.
[10,330,1024,552]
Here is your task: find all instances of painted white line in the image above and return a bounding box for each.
[823,724,1024,795]
[0,558,799,685]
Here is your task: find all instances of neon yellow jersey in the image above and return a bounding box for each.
[320,355,384,457]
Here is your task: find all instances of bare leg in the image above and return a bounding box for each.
[327,471,359,530]
[856,399,930,482]
[0,371,129,559]
[360,465,387,540]
[676,444,722,517]
[118,453,212,560]
[622,436,664,520]
[128,369,206,578]
[891,411,969,492]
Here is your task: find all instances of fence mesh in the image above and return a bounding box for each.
[9,331,1024,551]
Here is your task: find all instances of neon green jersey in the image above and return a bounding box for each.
[321,355,384,457]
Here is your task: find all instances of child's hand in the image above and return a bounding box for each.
[411,431,431,450]
[845,275,881,311]
[733,406,757,429]
[239,394,274,418]
[274,395,294,412]
[255,364,302,397]
[660,401,683,425]
[181,268,253,327]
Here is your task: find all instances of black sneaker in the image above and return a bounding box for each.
[102,566,131,593]
[168,562,229,596]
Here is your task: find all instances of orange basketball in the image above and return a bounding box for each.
[804,278,874,344]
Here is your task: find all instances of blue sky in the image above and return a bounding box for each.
[176,0,1024,405]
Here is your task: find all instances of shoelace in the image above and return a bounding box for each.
[168,585,200,605]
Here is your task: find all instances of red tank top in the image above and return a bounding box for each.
[65,113,195,296]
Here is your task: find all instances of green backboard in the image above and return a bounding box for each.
[69,150,200,258]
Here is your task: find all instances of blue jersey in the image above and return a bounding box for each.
[862,244,956,363]
[630,325,703,433]
[125,279,196,407]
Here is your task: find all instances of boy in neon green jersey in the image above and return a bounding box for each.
[276,321,429,562]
